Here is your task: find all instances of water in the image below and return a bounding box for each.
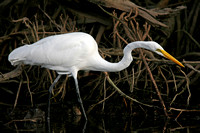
[2,112,200,133]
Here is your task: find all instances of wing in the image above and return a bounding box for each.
[9,32,98,72]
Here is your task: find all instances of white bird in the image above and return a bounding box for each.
[8,32,184,120]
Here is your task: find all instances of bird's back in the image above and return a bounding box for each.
[8,32,99,73]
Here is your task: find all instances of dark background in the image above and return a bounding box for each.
[0,0,199,123]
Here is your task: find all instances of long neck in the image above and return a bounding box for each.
[91,41,151,72]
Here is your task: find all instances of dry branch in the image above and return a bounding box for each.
[140,49,169,117]
[105,72,153,108]
[88,0,167,27]
[0,0,198,119]
[0,65,22,82]
[169,107,200,120]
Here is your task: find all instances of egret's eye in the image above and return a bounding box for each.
[156,49,162,53]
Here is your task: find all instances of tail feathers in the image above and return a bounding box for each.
[8,45,29,66]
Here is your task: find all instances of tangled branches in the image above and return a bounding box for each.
[0,0,200,120]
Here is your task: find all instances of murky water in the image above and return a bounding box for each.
[2,111,200,133]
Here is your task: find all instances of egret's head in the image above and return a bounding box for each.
[149,41,184,67]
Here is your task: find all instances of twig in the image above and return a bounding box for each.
[87,90,116,113]
[5,117,43,126]
[0,65,23,82]
[98,5,135,37]
[12,78,23,113]
[158,67,169,96]
[169,68,178,92]
[179,68,191,106]
[38,5,62,31]
[169,107,200,112]
[176,64,200,89]
[24,70,33,107]
[104,72,154,108]
[169,107,200,120]
[142,22,151,41]
[102,76,107,111]
[170,87,185,106]
[140,49,169,117]
[130,68,134,93]
[176,30,200,49]
[184,62,200,74]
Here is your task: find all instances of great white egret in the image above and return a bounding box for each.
[8,32,184,120]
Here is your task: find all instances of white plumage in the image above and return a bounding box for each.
[9,33,99,74]
[8,32,184,120]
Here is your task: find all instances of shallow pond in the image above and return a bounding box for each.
[1,107,200,133]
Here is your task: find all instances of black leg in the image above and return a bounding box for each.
[73,77,88,120]
[47,74,62,120]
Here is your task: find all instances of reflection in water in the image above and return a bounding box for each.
[3,112,200,132]
[47,114,200,133]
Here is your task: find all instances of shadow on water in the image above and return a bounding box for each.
[48,115,200,133]
[2,107,200,133]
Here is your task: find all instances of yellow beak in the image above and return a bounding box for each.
[158,49,184,67]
